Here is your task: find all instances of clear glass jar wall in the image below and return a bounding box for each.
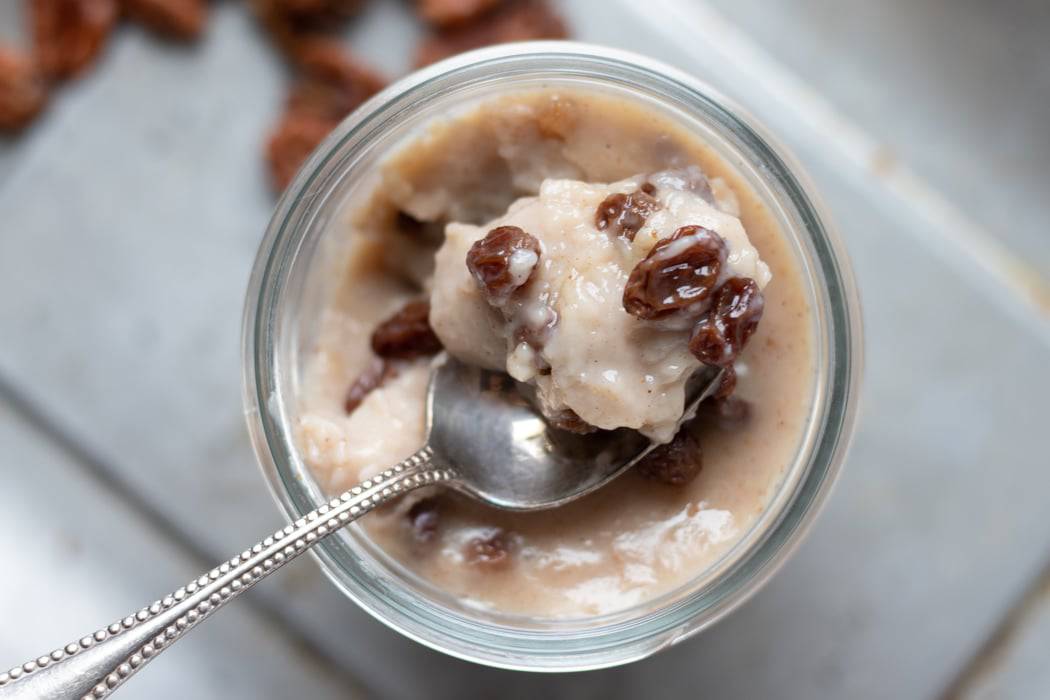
[242,42,862,670]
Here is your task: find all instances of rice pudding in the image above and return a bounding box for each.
[295,89,815,617]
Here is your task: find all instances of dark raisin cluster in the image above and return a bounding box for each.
[620,222,764,368]
[688,277,764,368]
[621,221,763,486]
[622,225,728,320]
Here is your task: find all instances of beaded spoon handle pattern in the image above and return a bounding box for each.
[0,448,454,700]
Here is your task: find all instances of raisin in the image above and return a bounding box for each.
[713,365,736,400]
[416,0,501,27]
[371,299,443,359]
[639,181,656,196]
[407,498,440,544]
[699,396,752,431]
[414,0,568,67]
[466,225,541,305]
[0,48,48,132]
[265,112,337,191]
[123,0,207,40]
[285,40,386,121]
[547,408,597,434]
[623,225,727,320]
[344,357,399,414]
[31,0,118,81]
[464,530,511,569]
[636,428,702,486]
[689,277,764,367]
[595,189,660,241]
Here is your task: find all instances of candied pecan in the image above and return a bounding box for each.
[414,0,568,67]
[699,396,752,431]
[416,0,501,27]
[466,225,541,306]
[344,357,399,414]
[251,0,365,65]
[689,277,764,367]
[547,408,597,434]
[266,111,338,191]
[122,0,207,40]
[636,427,702,486]
[623,225,727,320]
[252,0,362,41]
[265,43,385,192]
[285,40,386,121]
[283,0,362,26]
[407,498,440,544]
[464,530,511,569]
[595,188,660,241]
[250,0,294,51]
[0,48,48,132]
[31,0,118,81]
[371,299,443,359]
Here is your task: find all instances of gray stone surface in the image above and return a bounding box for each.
[0,399,358,699]
[699,0,1050,278]
[0,4,286,551]
[0,1,1048,699]
[961,573,1050,700]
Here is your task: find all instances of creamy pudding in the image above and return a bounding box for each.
[295,89,815,617]
[432,171,770,442]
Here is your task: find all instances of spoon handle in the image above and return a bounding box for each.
[0,447,454,700]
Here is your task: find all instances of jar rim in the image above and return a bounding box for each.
[242,41,863,671]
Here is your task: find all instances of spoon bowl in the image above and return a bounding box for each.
[427,354,723,510]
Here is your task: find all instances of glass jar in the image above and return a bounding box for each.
[242,41,862,671]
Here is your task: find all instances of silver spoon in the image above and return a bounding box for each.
[0,356,722,700]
